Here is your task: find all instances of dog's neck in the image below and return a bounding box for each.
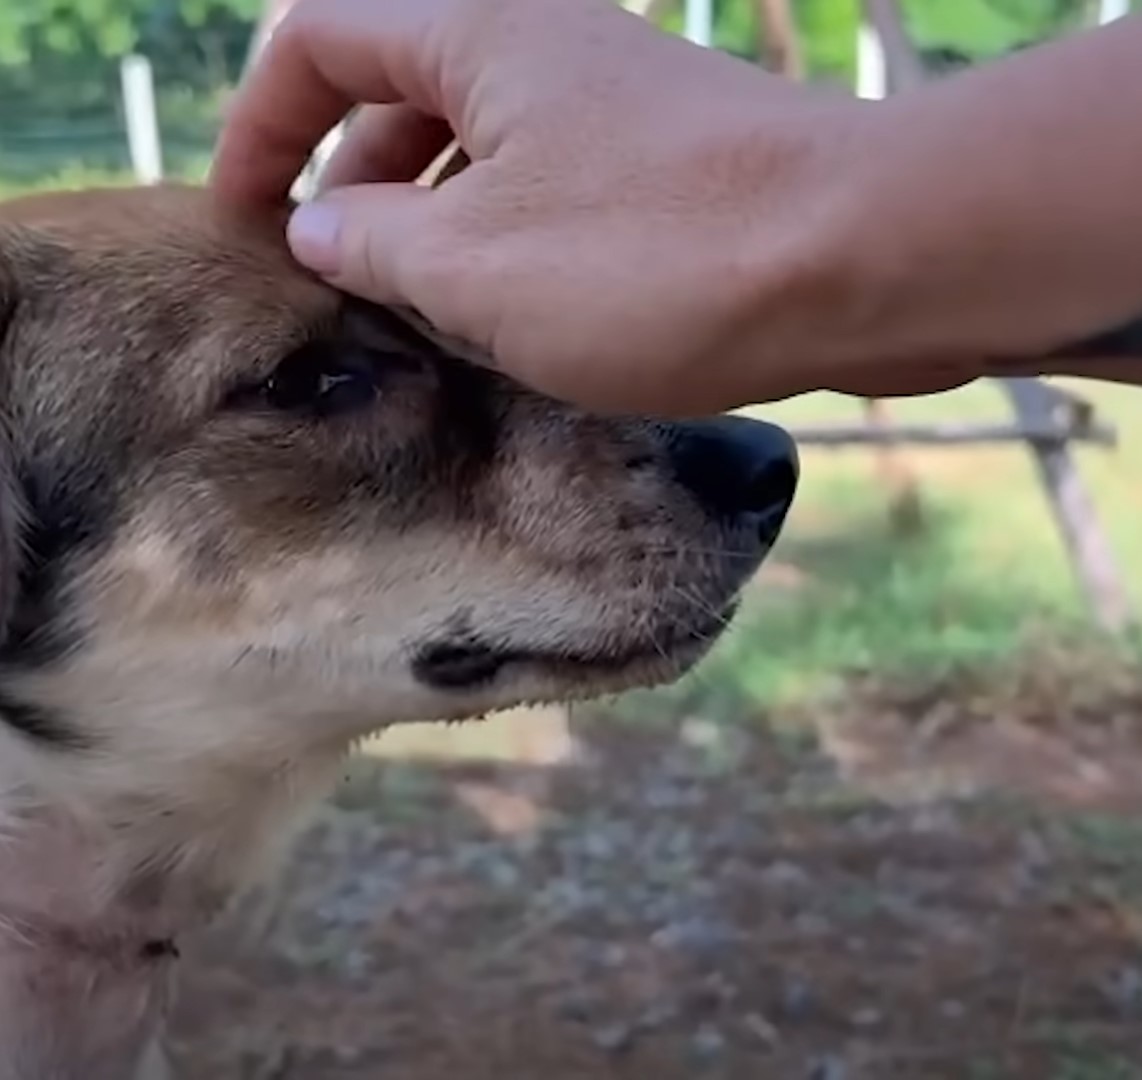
[0,707,349,1080]
[0,804,182,1079]
[0,909,175,1080]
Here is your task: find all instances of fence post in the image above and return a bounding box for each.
[120,54,163,185]
[683,0,713,46]
[856,22,887,99]
[853,7,924,531]
[999,380,1133,633]
[1098,0,1130,23]
[756,0,806,79]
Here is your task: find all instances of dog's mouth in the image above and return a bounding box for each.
[412,608,736,693]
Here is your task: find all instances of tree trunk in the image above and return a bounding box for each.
[755,0,805,79]
[627,0,677,23]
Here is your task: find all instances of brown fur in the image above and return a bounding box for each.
[0,183,796,1078]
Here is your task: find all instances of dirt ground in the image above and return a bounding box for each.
[169,659,1142,1079]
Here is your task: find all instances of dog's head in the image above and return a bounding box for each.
[0,184,796,772]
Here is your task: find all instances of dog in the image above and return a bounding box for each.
[0,183,799,1078]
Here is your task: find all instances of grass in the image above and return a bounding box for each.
[1037,1028,1140,1080]
[969,1052,1139,1080]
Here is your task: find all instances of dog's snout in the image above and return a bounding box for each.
[666,416,798,545]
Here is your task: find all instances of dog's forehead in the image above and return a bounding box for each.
[1,183,333,329]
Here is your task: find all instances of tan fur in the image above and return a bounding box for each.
[0,183,795,1078]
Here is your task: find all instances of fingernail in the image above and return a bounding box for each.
[288,202,343,274]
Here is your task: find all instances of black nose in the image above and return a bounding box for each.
[666,415,799,545]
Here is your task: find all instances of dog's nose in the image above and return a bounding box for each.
[666,415,798,545]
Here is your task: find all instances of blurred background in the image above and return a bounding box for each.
[4,2,1142,1077]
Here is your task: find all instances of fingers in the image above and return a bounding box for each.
[286,182,439,307]
[212,0,448,205]
[317,105,455,192]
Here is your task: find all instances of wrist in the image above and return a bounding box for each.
[720,97,942,398]
[770,25,1142,384]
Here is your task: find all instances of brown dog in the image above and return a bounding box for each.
[0,184,797,1077]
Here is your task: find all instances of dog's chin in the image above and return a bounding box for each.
[410,607,735,717]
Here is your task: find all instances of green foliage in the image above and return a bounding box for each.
[0,0,259,64]
[903,0,1088,53]
[0,0,253,186]
[654,0,1092,86]
[797,0,860,83]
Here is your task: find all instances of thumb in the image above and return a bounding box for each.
[287,183,436,306]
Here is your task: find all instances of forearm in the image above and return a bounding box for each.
[806,16,1142,386]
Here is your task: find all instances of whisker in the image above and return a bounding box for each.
[671,583,734,631]
[669,643,725,701]
[630,579,735,698]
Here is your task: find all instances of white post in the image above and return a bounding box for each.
[291,122,347,202]
[1097,0,1130,23]
[120,54,163,185]
[683,0,713,46]
[311,124,345,179]
[856,22,887,100]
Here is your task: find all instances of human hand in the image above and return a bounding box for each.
[211,0,932,415]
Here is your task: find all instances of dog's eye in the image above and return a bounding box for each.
[232,343,377,417]
[264,350,374,414]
